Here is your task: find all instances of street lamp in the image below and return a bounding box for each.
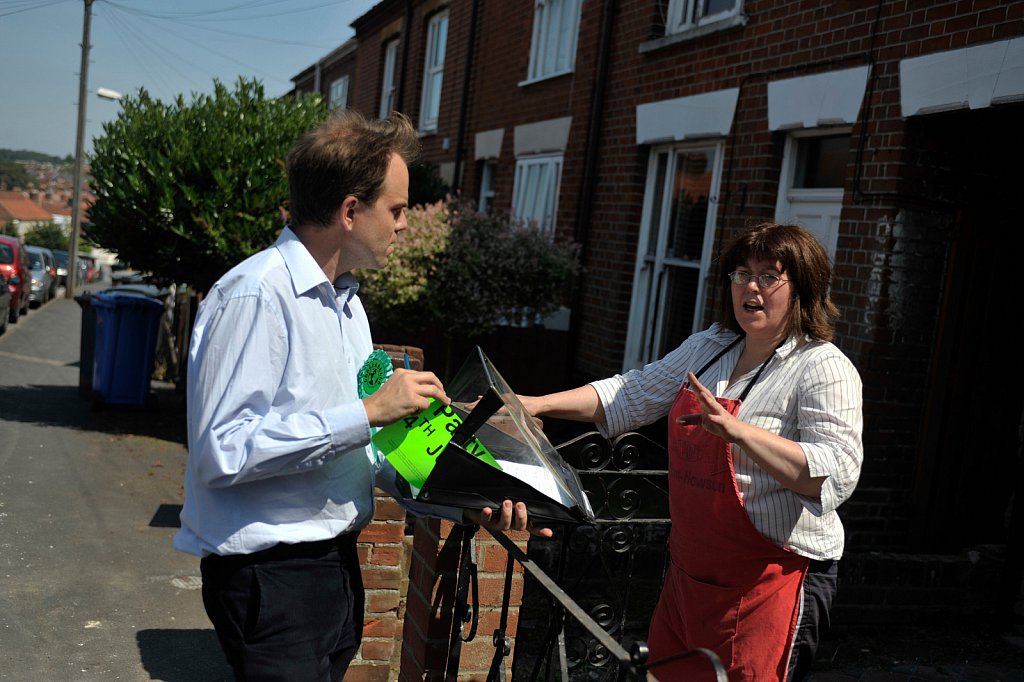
[97,87,123,101]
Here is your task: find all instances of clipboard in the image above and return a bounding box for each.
[372,346,595,525]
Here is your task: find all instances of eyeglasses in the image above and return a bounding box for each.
[728,271,790,289]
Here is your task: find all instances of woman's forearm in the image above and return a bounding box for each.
[519,385,606,424]
[732,423,824,497]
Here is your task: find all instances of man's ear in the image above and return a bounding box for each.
[339,195,359,231]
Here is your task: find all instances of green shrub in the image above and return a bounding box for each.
[22,222,68,251]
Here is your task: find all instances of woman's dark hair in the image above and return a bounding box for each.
[286,110,420,228]
[718,223,839,342]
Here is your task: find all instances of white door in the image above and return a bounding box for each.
[774,131,850,260]
[780,189,843,257]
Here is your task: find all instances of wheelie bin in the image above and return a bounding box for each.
[91,290,164,407]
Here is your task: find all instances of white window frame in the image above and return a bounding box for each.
[478,161,497,213]
[512,154,563,234]
[666,0,742,35]
[623,141,724,371]
[328,76,348,111]
[523,0,583,85]
[379,38,399,119]
[419,11,448,133]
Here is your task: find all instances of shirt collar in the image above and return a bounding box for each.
[709,322,801,357]
[276,226,329,297]
[334,272,360,303]
[275,226,360,302]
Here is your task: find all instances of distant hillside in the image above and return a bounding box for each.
[0,149,71,164]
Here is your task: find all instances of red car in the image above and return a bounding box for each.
[0,234,32,323]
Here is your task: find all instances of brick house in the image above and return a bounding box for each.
[291,38,358,111]
[298,0,1024,677]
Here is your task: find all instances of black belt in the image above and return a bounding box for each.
[808,558,837,574]
[202,532,358,571]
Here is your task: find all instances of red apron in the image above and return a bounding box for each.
[647,342,809,681]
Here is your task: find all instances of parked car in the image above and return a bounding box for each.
[41,248,58,299]
[0,234,31,323]
[79,254,97,283]
[25,245,55,307]
[53,248,69,287]
[0,272,10,335]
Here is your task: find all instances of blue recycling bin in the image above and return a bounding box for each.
[91,290,164,407]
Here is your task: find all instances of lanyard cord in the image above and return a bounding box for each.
[736,338,785,402]
[691,334,785,402]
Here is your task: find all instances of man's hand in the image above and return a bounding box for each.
[465,500,554,538]
[363,369,448,427]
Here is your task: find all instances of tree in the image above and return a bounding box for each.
[22,222,68,251]
[0,160,34,190]
[87,78,326,292]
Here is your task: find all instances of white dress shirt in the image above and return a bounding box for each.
[591,324,863,560]
[175,227,451,557]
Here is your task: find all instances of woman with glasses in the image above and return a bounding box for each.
[519,223,863,681]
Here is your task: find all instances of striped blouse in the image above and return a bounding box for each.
[590,324,863,560]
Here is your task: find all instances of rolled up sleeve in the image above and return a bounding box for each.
[797,353,864,515]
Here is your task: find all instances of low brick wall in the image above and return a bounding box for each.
[347,489,411,681]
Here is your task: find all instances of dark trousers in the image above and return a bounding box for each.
[200,534,364,682]
[787,559,839,681]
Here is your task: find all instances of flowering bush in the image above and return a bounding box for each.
[358,197,580,340]
[358,200,450,329]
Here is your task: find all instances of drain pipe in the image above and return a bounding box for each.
[451,0,481,193]
[566,0,616,379]
[396,0,414,113]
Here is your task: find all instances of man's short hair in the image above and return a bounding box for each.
[286,110,420,228]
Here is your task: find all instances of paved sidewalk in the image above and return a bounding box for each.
[808,626,1024,681]
[0,292,232,681]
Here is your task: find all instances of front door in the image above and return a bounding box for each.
[624,143,723,370]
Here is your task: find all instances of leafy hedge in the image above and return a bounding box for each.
[87,78,326,293]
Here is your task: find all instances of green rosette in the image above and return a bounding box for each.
[357,348,394,399]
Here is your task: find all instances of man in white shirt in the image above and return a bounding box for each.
[176,110,531,681]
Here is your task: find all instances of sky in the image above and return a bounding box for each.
[0,0,380,159]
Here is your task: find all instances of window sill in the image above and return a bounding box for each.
[639,14,747,54]
[518,69,575,88]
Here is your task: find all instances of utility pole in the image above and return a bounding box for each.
[66,0,93,299]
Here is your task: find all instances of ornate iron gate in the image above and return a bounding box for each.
[514,430,672,680]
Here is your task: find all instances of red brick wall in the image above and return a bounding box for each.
[349,490,412,681]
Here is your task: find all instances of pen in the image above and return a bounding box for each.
[403,352,411,370]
